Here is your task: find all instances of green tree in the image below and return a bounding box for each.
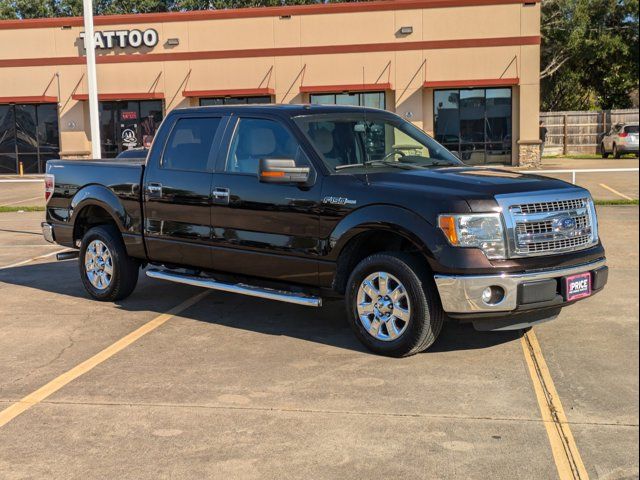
[541,0,639,110]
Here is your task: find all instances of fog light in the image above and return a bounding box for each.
[482,286,505,305]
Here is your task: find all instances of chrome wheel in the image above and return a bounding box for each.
[85,240,113,291]
[356,271,411,341]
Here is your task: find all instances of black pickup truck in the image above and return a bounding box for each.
[43,105,607,357]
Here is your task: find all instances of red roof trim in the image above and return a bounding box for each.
[0,0,541,31]
[183,88,275,98]
[300,83,392,94]
[0,36,540,69]
[72,92,164,101]
[423,77,520,88]
[0,95,58,104]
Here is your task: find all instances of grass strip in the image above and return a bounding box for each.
[594,199,638,206]
[0,206,46,213]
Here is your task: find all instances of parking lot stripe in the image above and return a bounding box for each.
[0,290,209,429]
[521,329,589,480]
[599,183,634,201]
[0,249,69,271]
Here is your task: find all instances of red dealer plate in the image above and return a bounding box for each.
[564,272,592,301]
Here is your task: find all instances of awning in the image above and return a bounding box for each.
[300,83,392,94]
[0,95,57,104]
[72,92,164,101]
[423,78,519,88]
[182,88,275,98]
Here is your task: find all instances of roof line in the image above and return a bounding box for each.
[0,0,540,30]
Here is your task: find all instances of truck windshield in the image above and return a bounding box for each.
[293,113,462,172]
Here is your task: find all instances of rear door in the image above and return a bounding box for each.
[143,114,229,269]
[209,115,323,286]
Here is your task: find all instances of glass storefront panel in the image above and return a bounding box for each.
[199,96,272,106]
[99,100,164,157]
[310,91,386,109]
[0,103,60,174]
[434,88,512,164]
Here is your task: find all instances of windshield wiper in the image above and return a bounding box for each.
[335,160,415,171]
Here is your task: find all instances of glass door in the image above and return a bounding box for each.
[434,88,512,164]
[99,100,163,158]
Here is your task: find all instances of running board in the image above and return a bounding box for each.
[145,269,322,307]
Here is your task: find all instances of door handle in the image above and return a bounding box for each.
[212,187,230,205]
[146,183,162,197]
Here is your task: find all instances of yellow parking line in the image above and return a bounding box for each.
[599,183,634,201]
[521,329,589,480]
[0,290,209,429]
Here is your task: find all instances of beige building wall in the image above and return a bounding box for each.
[0,0,541,166]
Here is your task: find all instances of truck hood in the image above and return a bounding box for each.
[363,166,575,199]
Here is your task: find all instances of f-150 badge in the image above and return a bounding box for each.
[322,196,357,206]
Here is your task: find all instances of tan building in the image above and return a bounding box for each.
[0,0,541,174]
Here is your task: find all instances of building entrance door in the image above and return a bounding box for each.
[99,100,163,158]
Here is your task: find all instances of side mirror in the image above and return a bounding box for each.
[259,158,310,184]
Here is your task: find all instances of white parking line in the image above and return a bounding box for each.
[0,249,69,271]
[0,196,42,207]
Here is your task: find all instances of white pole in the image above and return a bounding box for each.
[83,0,101,158]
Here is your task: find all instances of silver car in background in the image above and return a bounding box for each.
[601,123,639,158]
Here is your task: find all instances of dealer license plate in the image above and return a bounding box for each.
[564,272,592,301]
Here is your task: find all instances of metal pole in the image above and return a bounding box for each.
[83,0,101,158]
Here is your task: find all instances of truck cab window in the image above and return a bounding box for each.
[227,118,299,174]
[162,117,221,171]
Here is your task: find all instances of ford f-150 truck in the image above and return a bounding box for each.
[42,105,608,357]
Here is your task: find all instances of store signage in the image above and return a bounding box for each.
[80,29,159,50]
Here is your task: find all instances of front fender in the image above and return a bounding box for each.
[70,184,129,235]
[327,204,443,266]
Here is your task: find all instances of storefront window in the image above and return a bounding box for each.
[0,103,59,174]
[434,88,512,164]
[199,96,272,106]
[310,92,385,110]
[99,100,163,158]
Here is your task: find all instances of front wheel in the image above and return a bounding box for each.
[79,225,140,301]
[345,252,444,357]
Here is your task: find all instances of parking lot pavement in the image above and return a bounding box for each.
[0,181,44,208]
[0,209,638,479]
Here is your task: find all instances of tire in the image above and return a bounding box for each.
[345,252,444,357]
[601,143,609,158]
[613,144,621,159]
[79,225,139,301]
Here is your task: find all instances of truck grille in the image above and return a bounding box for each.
[496,192,598,258]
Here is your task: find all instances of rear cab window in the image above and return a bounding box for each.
[162,117,222,171]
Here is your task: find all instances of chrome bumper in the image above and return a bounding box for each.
[434,258,607,313]
[41,222,54,244]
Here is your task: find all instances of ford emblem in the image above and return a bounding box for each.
[558,217,576,230]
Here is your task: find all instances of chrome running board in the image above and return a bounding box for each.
[146,269,322,307]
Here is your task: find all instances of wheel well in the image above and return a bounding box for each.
[333,229,430,294]
[73,205,119,246]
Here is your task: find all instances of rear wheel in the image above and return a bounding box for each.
[345,252,444,357]
[79,225,139,301]
[601,143,609,158]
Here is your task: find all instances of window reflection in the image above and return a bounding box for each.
[434,88,512,164]
[310,92,386,109]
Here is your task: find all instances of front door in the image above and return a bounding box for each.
[142,114,228,269]
[210,116,323,286]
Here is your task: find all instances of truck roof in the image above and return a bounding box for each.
[172,103,391,117]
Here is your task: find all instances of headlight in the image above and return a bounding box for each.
[438,213,506,259]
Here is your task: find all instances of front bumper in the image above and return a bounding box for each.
[434,258,607,314]
[41,222,55,244]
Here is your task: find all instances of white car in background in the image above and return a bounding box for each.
[601,123,639,158]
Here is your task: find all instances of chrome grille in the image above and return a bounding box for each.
[514,198,586,214]
[518,235,593,254]
[496,191,598,258]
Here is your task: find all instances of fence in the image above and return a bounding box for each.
[540,109,639,155]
